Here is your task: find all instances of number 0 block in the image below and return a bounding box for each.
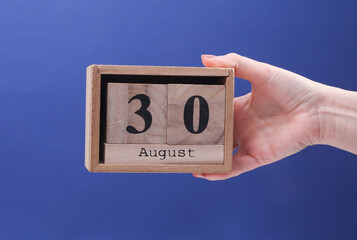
[85,65,234,173]
[106,83,167,144]
[167,84,225,145]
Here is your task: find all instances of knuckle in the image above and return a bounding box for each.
[226,52,239,58]
[260,63,275,80]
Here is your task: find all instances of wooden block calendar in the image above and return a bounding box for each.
[85,65,234,173]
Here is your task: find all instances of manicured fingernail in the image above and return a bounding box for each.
[193,173,203,178]
[201,54,217,59]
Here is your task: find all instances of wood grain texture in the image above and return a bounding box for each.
[223,69,234,171]
[167,84,225,145]
[103,143,223,164]
[98,65,230,77]
[85,65,101,171]
[93,163,230,173]
[85,64,234,173]
[106,83,167,144]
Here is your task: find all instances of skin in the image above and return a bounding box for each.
[193,53,357,181]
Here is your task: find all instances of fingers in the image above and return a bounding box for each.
[192,151,262,181]
[201,53,275,84]
[192,171,237,181]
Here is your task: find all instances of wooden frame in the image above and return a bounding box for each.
[85,65,234,173]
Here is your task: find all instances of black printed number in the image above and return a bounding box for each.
[126,94,152,134]
[183,95,209,134]
[126,94,209,135]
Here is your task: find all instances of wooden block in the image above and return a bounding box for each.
[103,143,223,164]
[106,83,167,144]
[167,84,225,145]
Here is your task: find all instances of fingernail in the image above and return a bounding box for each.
[201,54,217,59]
[193,173,202,178]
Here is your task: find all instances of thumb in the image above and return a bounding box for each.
[201,53,274,84]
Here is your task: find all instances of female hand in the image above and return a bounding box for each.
[193,53,357,181]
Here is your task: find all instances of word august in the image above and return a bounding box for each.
[139,147,195,160]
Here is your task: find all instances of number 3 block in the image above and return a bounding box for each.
[167,84,225,145]
[106,83,167,144]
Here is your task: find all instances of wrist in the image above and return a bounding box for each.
[316,85,357,153]
[316,85,337,145]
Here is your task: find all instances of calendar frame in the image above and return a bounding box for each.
[85,65,234,173]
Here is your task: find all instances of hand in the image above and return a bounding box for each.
[193,53,326,181]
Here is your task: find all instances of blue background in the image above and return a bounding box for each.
[1,0,356,239]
